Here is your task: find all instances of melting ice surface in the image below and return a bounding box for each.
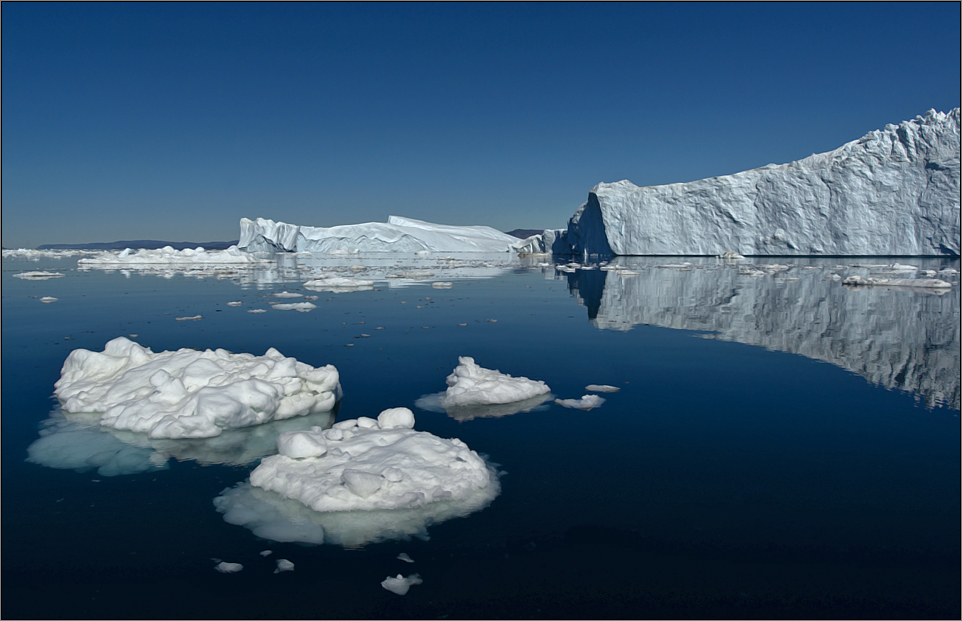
[215,408,500,546]
[54,337,341,438]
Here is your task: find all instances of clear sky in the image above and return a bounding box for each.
[2,2,959,248]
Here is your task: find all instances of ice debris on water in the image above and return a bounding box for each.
[585,384,620,393]
[555,395,605,410]
[381,573,422,595]
[274,559,294,573]
[440,357,550,408]
[215,562,243,573]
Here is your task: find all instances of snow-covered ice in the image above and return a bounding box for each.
[381,573,422,595]
[78,245,265,267]
[54,337,341,439]
[439,357,551,408]
[239,215,526,254]
[214,408,500,546]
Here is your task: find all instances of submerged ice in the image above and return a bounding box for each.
[54,337,341,439]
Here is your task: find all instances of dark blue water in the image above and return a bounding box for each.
[3,255,959,619]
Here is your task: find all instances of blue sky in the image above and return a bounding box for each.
[2,2,959,248]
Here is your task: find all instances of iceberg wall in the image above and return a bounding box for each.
[560,109,960,256]
[238,215,526,254]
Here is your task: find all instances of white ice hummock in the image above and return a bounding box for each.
[440,357,551,408]
[54,337,341,439]
[559,109,960,256]
[248,408,496,513]
[238,215,526,254]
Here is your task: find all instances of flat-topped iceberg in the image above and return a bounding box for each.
[54,337,341,439]
[558,109,960,256]
[238,215,526,254]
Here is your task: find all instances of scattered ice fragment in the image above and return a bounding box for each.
[79,246,264,267]
[270,302,317,312]
[215,562,243,573]
[381,573,422,595]
[40,297,58,303]
[485,319,497,323]
[586,384,620,393]
[304,276,374,292]
[248,309,267,313]
[272,291,303,298]
[555,395,606,410]
[175,315,202,321]
[259,550,273,557]
[397,553,414,563]
[431,282,453,288]
[54,337,342,439]
[15,271,65,279]
[227,301,243,306]
[440,357,550,408]
[274,559,294,573]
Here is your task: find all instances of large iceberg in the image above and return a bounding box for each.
[54,337,342,439]
[238,215,526,254]
[558,109,960,256]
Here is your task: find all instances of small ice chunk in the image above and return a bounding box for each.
[431,282,453,288]
[397,553,414,563]
[14,271,65,279]
[227,301,243,306]
[440,357,550,408]
[377,407,416,430]
[274,559,294,573]
[381,573,422,595]
[259,550,273,557]
[271,302,317,312]
[273,291,303,298]
[215,561,243,573]
[40,297,59,303]
[555,395,605,410]
[175,315,202,321]
[248,309,267,313]
[585,384,620,393]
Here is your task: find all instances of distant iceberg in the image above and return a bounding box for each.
[555,109,960,256]
[238,215,527,254]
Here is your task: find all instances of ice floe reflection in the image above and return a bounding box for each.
[214,476,500,547]
[415,392,552,422]
[26,407,338,476]
[552,257,960,409]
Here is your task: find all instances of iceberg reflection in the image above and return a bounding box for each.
[26,406,338,476]
[559,257,960,409]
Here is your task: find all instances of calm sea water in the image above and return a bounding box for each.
[2,253,959,619]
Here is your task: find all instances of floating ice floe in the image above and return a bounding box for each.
[54,337,341,439]
[272,291,303,298]
[215,562,243,573]
[397,553,414,563]
[431,282,453,289]
[40,297,58,303]
[585,384,620,393]
[304,276,375,292]
[214,408,500,546]
[175,315,202,321]
[78,245,264,267]
[555,395,606,410]
[227,301,243,306]
[440,357,550,408]
[270,302,317,312]
[842,275,953,289]
[381,573,422,595]
[274,559,294,573]
[14,271,65,279]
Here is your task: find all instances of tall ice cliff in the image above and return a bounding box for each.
[560,109,960,256]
